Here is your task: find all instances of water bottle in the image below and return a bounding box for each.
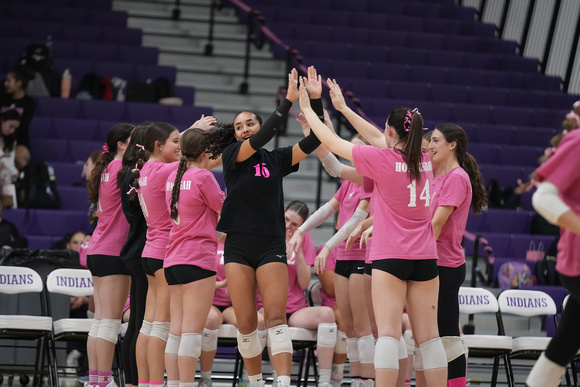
[61,68,71,98]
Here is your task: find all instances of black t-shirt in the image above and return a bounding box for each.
[119,169,147,269]
[0,95,36,148]
[216,142,298,237]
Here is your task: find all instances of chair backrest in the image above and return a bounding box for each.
[497,289,557,317]
[563,294,570,311]
[458,286,499,314]
[46,268,94,297]
[307,281,322,307]
[0,265,44,294]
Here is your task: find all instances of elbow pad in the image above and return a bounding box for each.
[298,203,336,233]
[298,131,321,154]
[321,153,344,178]
[532,181,570,225]
[325,208,369,250]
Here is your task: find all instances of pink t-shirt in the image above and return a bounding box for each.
[430,167,472,268]
[535,130,580,276]
[363,176,375,264]
[333,180,371,261]
[138,161,178,260]
[87,159,130,256]
[213,243,231,307]
[352,145,437,261]
[286,232,316,313]
[164,167,225,271]
[78,240,89,269]
[313,245,338,308]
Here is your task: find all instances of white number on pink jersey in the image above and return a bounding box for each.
[138,192,149,218]
[406,179,430,207]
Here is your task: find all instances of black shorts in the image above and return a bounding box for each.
[224,232,287,270]
[373,259,438,281]
[364,262,373,276]
[87,254,129,277]
[142,257,164,276]
[335,260,366,278]
[164,264,215,285]
[214,304,231,313]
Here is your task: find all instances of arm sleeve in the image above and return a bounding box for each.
[310,98,325,122]
[297,203,336,233]
[532,181,571,225]
[320,152,344,177]
[297,98,324,154]
[324,207,368,250]
[249,98,293,150]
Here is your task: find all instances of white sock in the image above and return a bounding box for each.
[277,375,291,387]
[249,374,263,386]
[331,363,344,381]
[319,369,331,383]
[526,352,565,387]
[200,370,211,380]
[179,383,194,387]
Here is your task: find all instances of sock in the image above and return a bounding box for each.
[331,363,344,381]
[179,383,194,387]
[200,370,211,380]
[277,375,291,387]
[248,374,263,385]
[89,370,98,386]
[319,369,331,383]
[97,371,112,387]
[166,381,179,387]
[150,382,165,387]
[137,381,149,387]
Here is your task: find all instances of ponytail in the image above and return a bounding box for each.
[169,157,188,220]
[129,145,149,201]
[204,122,235,159]
[387,107,424,182]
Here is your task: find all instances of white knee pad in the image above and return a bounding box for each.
[357,335,375,364]
[150,321,170,342]
[317,323,337,348]
[413,346,423,371]
[258,329,268,351]
[526,352,566,387]
[441,336,465,362]
[237,329,263,359]
[97,319,122,344]
[374,337,400,370]
[140,320,153,336]
[268,324,293,356]
[398,335,407,360]
[88,319,100,338]
[335,330,347,355]
[202,328,219,352]
[403,329,414,356]
[346,338,360,362]
[165,333,181,355]
[178,332,202,359]
[420,338,447,370]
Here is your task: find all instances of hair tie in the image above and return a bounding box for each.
[126,186,136,195]
[101,143,109,155]
[403,108,420,132]
[136,144,145,151]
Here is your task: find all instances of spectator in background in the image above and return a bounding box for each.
[1,66,36,170]
[83,150,101,231]
[0,197,27,248]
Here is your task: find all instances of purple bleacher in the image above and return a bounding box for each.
[96,120,120,140]
[54,59,94,86]
[82,100,126,121]
[498,145,543,167]
[88,9,128,27]
[532,109,566,128]
[125,102,171,123]
[2,209,35,235]
[468,144,500,165]
[34,209,91,236]
[483,209,533,234]
[78,43,120,62]
[492,106,534,126]
[118,46,159,65]
[390,81,431,101]
[54,118,99,140]
[431,84,469,104]
[50,162,85,186]
[348,79,391,98]
[409,66,449,84]
[169,105,214,127]
[69,140,105,163]
[102,27,142,46]
[29,117,53,139]
[58,187,89,211]
[211,171,225,192]
[331,27,370,45]
[350,13,386,30]
[35,97,82,118]
[469,86,508,106]
[30,138,71,162]
[19,21,62,41]
[93,62,136,81]
[27,235,60,250]
[470,124,517,145]
[174,86,195,106]
[47,7,89,24]
[448,69,486,87]
[61,24,103,43]
[135,65,177,84]
[51,41,78,60]
[509,234,556,258]
[6,3,48,21]
[478,164,523,187]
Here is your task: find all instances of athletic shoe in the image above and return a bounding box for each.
[197,379,212,387]
[106,380,118,387]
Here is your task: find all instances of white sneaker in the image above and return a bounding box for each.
[197,379,212,387]
[106,380,118,387]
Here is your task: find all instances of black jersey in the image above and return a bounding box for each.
[216,141,298,236]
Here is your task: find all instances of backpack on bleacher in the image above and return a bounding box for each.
[16,162,61,209]
[19,43,61,97]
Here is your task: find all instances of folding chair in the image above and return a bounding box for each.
[46,268,124,385]
[307,281,322,307]
[0,266,56,387]
[458,286,514,387]
[498,289,571,386]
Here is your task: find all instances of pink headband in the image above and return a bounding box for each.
[136,144,145,151]
[101,144,109,155]
[404,108,419,132]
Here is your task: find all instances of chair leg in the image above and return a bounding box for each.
[33,339,43,387]
[491,356,499,387]
[572,361,580,387]
[296,349,306,387]
[503,354,515,387]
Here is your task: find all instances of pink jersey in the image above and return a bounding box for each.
[286,232,316,313]
[138,161,178,260]
[164,167,225,271]
[430,167,472,268]
[78,240,89,269]
[213,243,231,307]
[363,176,375,264]
[314,245,338,308]
[353,145,437,261]
[87,159,130,256]
[535,130,580,276]
[333,180,371,261]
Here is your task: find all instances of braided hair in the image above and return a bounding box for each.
[87,123,134,204]
[169,128,211,220]
[434,123,487,214]
[387,107,424,182]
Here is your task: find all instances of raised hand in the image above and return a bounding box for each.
[189,114,217,131]
[298,76,312,113]
[327,78,347,112]
[286,68,299,103]
[323,110,337,134]
[296,113,311,136]
[304,65,322,99]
